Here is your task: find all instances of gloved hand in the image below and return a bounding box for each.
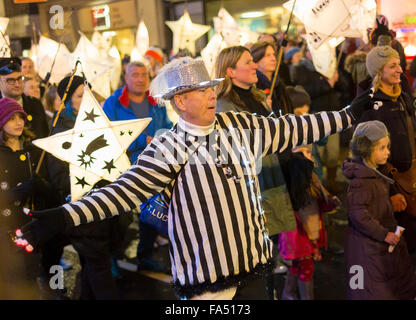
[20,207,69,248]
[348,87,375,122]
[7,176,36,203]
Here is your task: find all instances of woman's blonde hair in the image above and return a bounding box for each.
[214,46,264,110]
[372,69,383,91]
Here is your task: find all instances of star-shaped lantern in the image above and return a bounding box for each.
[166,10,211,56]
[35,36,72,85]
[0,17,11,57]
[284,0,376,50]
[201,33,228,77]
[68,32,114,99]
[32,86,151,201]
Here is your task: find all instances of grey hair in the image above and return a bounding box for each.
[125,60,150,76]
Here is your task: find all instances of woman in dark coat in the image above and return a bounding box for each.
[343,120,416,300]
[357,45,416,254]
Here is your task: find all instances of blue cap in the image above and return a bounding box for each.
[284,47,300,62]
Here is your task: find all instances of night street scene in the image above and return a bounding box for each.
[0,0,416,310]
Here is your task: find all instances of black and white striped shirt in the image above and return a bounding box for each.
[62,109,353,298]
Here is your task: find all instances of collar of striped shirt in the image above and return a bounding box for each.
[177,117,215,136]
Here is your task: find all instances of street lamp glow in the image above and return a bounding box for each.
[241,11,265,19]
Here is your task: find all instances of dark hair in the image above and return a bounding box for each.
[286,85,311,109]
[250,41,274,63]
[350,135,374,160]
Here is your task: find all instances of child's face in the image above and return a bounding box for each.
[24,79,41,100]
[3,113,25,138]
[294,104,309,116]
[368,136,390,167]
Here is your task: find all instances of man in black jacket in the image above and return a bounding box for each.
[0,57,49,139]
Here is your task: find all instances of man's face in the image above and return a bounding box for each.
[125,65,149,95]
[0,71,24,99]
[21,59,35,77]
[175,87,217,126]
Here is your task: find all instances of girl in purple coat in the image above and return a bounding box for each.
[343,120,416,299]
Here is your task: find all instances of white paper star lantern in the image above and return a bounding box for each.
[91,31,113,58]
[108,45,122,91]
[213,8,242,46]
[284,0,376,49]
[166,10,211,56]
[0,17,10,57]
[212,8,259,47]
[36,36,72,85]
[0,34,11,58]
[201,33,228,77]
[0,17,8,34]
[307,37,337,79]
[136,20,149,57]
[32,86,151,201]
[69,32,114,99]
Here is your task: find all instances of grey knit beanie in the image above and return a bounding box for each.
[353,120,389,141]
[366,45,399,78]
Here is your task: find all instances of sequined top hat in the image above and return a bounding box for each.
[150,57,224,101]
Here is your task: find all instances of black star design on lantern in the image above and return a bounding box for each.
[83,109,100,123]
[102,159,116,174]
[75,176,90,189]
[128,130,133,136]
[120,131,125,136]
[79,133,84,138]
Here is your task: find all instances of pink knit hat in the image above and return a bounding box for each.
[0,97,27,128]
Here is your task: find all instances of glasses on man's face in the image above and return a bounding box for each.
[3,75,23,85]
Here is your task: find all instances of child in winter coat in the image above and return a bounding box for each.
[343,120,416,299]
[278,144,341,300]
[0,97,58,298]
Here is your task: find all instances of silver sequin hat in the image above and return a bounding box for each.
[150,57,224,101]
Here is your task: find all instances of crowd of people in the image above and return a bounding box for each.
[1,14,416,300]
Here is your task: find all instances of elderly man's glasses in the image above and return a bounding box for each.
[2,76,23,85]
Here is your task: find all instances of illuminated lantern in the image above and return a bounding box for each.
[108,45,122,91]
[136,20,149,57]
[284,0,376,49]
[35,36,72,85]
[69,32,113,99]
[201,33,228,77]
[32,86,151,201]
[165,10,211,56]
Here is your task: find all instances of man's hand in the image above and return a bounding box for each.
[348,87,375,121]
[390,193,407,212]
[20,207,68,248]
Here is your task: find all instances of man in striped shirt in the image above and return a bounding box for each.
[21,57,372,300]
